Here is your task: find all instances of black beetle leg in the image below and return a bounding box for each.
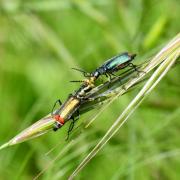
[129,63,145,75]
[51,99,62,116]
[129,63,137,71]
[109,72,118,80]
[66,118,75,141]
[105,73,112,82]
[108,74,112,81]
[110,72,117,77]
[77,110,80,120]
[105,73,108,78]
[65,110,80,140]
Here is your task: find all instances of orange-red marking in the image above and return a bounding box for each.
[54,114,65,125]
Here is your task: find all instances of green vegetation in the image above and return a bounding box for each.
[0,0,179,179]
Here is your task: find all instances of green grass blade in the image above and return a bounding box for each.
[0,116,55,150]
[68,34,180,179]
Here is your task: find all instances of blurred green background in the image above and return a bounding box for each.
[0,0,179,179]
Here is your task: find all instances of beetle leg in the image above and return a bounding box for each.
[66,116,76,141]
[109,72,118,81]
[104,73,108,78]
[129,63,145,75]
[51,99,62,116]
[65,110,81,140]
[111,72,117,77]
[128,63,137,70]
[76,110,80,120]
[108,74,112,81]
[104,73,111,82]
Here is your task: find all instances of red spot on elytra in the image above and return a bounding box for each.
[118,64,125,69]
[54,115,65,125]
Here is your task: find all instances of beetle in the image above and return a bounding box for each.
[72,52,137,80]
[52,52,137,138]
[90,52,137,79]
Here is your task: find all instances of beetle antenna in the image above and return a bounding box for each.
[70,80,84,83]
[71,68,90,77]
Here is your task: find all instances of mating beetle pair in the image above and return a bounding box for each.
[52,52,137,137]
